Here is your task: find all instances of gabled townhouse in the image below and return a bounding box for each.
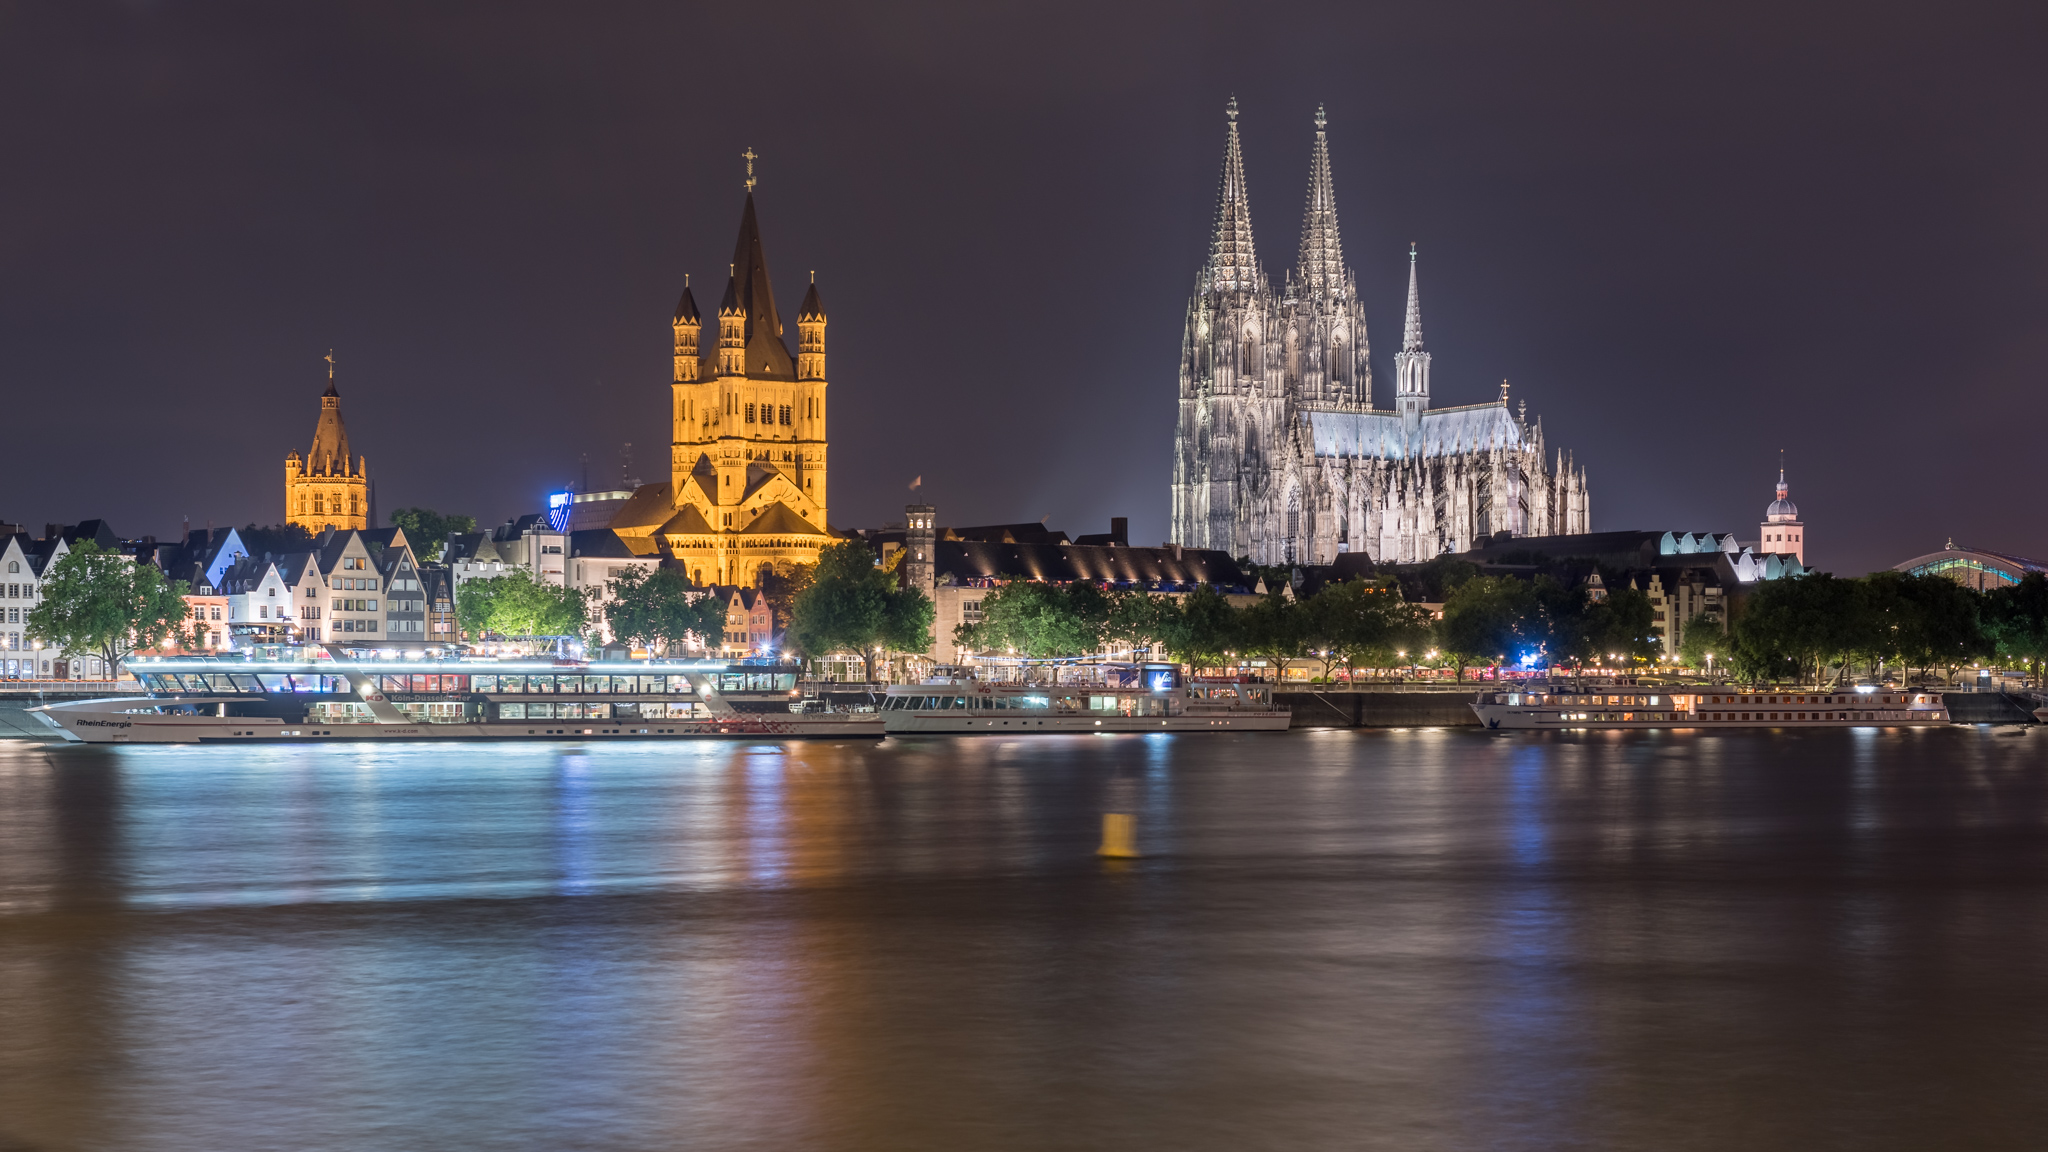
[316,530,389,641]
[364,528,427,642]
[420,566,457,642]
[156,527,246,652]
[220,553,299,642]
[0,532,56,676]
[703,585,776,657]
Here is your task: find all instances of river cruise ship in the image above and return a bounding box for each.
[1471,685,1950,730]
[32,646,881,743]
[881,666,1291,734]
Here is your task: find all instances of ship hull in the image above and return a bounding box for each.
[1471,703,1950,730]
[882,711,1292,734]
[31,698,882,744]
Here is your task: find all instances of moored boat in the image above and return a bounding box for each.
[1471,685,1950,730]
[882,665,1290,734]
[31,645,882,743]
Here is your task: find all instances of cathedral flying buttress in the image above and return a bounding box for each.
[1170,102,1590,567]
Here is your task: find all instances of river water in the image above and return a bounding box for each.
[2,727,2046,1151]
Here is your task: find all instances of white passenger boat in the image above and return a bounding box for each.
[31,646,882,743]
[881,666,1291,734]
[1471,685,1950,729]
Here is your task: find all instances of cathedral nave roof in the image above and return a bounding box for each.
[1306,402,1528,462]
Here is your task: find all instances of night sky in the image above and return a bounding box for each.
[4,2,2043,576]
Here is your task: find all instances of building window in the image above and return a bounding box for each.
[745,403,756,423]
[779,405,791,425]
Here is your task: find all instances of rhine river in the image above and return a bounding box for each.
[2,727,2047,1151]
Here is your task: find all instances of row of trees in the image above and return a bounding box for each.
[1723,570,2048,686]
[452,543,936,681]
[955,572,1662,680]
[956,579,1434,676]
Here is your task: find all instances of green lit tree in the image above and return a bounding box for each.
[1435,575,1535,681]
[954,581,1107,658]
[787,542,933,681]
[388,508,477,557]
[25,541,191,676]
[1987,572,2048,687]
[604,567,724,653]
[456,569,590,640]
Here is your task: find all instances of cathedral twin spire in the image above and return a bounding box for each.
[1294,106,1345,297]
[1201,100,1351,299]
[1202,98,1260,294]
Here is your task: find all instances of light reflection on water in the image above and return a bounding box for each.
[0,728,2046,1150]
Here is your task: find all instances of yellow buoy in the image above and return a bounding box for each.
[1098,812,1139,859]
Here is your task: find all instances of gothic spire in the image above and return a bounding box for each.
[1295,105,1345,296]
[1402,244,1423,352]
[1202,98,1259,294]
[721,191,795,378]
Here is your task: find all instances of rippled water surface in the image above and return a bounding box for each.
[3,727,2047,1151]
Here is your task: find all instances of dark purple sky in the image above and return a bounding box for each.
[4,1,2043,575]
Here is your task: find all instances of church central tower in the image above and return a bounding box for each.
[612,163,837,588]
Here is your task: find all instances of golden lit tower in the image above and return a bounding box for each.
[608,163,835,588]
[285,353,369,533]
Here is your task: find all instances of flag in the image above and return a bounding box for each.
[909,476,921,490]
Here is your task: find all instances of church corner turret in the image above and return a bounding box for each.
[797,273,826,382]
[1171,103,1591,566]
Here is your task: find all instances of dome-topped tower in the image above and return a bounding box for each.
[1759,457,1803,563]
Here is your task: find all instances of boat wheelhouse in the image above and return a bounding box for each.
[32,646,881,743]
[1471,685,1950,730]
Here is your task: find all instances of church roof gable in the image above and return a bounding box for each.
[606,482,678,535]
[656,505,717,536]
[738,502,825,537]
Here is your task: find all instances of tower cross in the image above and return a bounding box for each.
[742,148,758,191]
[325,349,335,379]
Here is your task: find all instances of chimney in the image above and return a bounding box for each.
[1110,517,1128,546]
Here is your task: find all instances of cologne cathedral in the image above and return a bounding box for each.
[1170,102,1590,566]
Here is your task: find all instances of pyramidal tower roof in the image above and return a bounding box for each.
[1402,244,1424,352]
[1294,105,1345,296]
[1202,98,1260,294]
[307,357,352,476]
[719,190,795,378]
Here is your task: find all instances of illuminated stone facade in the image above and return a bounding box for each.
[611,190,836,587]
[285,363,369,533]
[1171,103,1590,565]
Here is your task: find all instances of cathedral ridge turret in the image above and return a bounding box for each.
[1171,103,1590,564]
